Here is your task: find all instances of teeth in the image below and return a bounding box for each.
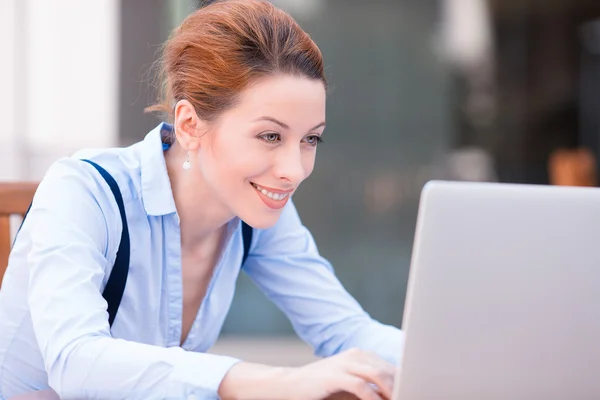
[252,183,289,201]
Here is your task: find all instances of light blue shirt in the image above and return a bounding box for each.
[0,123,404,399]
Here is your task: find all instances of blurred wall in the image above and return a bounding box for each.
[119,0,199,146]
[0,0,20,180]
[0,0,120,180]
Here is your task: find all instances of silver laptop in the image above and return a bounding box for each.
[393,180,600,399]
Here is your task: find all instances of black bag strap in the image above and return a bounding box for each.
[17,160,130,327]
[241,221,252,266]
[80,159,130,328]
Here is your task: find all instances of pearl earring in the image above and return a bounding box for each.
[182,152,191,170]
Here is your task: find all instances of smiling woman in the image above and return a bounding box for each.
[0,1,404,400]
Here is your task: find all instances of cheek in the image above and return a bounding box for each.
[202,136,248,177]
[202,147,262,192]
[205,156,249,185]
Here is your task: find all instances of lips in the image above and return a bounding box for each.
[251,182,292,209]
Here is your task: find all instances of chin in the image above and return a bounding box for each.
[242,212,282,230]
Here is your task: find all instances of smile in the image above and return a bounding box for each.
[251,183,290,201]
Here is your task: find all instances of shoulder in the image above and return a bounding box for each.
[31,142,144,230]
[35,145,139,202]
[69,143,144,204]
[22,143,145,254]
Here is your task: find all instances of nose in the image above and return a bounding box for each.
[273,145,308,185]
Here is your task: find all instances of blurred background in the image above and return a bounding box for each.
[2,0,600,364]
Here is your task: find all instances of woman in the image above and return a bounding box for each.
[0,1,404,399]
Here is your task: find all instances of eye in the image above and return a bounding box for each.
[259,132,281,144]
[304,135,323,147]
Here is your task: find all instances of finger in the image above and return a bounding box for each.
[348,362,395,400]
[359,351,397,378]
[345,349,396,381]
[373,384,393,400]
[343,377,384,400]
[340,349,395,399]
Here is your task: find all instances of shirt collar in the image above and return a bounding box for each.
[140,122,178,216]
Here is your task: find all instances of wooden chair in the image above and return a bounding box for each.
[0,182,38,284]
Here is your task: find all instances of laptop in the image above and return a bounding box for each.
[392,180,600,399]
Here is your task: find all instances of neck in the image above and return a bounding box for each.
[164,143,235,247]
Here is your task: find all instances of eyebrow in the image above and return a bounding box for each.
[253,116,326,132]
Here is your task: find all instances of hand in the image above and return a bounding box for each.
[288,348,395,400]
[218,348,395,400]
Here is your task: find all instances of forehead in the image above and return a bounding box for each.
[227,74,326,125]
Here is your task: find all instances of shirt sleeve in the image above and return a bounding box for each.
[242,200,405,366]
[25,158,239,400]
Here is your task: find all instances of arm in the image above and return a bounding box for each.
[241,200,404,365]
[25,159,239,399]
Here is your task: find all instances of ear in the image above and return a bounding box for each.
[173,100,207,152]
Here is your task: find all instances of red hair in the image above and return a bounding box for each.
[146,0,326,122]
